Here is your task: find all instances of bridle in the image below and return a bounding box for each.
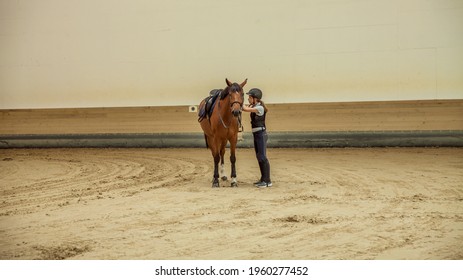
[230,96,243,109]
[218,89,244,129]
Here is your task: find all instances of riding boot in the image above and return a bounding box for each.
[263,160,271,185]
[255,160,272,188]
[254,161,265,185]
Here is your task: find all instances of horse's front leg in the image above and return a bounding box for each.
[230,139,238,187]
[220,145,227,181]
[212,152,220,188]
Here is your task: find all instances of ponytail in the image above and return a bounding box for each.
[258,99,268,113]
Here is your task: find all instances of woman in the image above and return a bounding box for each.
[242,88,272,188]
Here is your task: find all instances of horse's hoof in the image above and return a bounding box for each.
[212,183,219,188]
[221,176,228,181]
[231,182,238,188]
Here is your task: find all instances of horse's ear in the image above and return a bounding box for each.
[240,78,248,88]
[225,78,232,87]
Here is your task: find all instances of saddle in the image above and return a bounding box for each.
[198,89,222,122]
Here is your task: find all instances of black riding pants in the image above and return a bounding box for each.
[253,130,271,182]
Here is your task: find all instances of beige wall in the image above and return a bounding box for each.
[1,100,462,135]
[1,0,462,109]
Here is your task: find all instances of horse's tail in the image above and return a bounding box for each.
[204,134,209,149]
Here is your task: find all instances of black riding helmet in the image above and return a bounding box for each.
[246,88,263,99]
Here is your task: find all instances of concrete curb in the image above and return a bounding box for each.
[1,131,462,148]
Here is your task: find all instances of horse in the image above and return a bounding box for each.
[199,78,247,188]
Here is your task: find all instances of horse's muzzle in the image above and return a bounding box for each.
[232,110,240,117]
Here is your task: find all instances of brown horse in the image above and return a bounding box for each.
[199,78,247,187]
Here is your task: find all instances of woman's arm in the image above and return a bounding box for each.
[243,104,259,113]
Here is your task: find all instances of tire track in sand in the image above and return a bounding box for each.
[0,149,209,216]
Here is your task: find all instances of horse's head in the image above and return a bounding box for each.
[225,78,247,117]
